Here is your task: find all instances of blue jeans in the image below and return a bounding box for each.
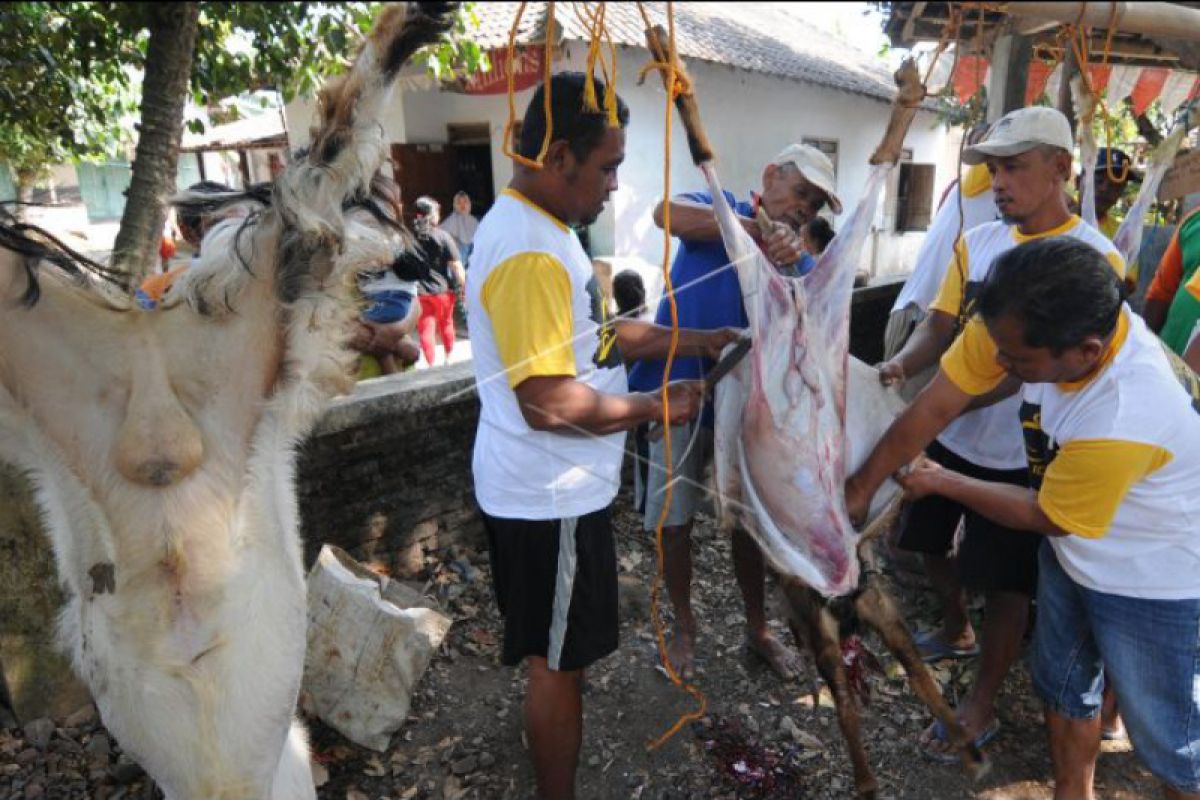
[1032,542,1200,793]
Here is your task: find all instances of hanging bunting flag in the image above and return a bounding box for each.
[951,55,988,103]
[1025,60,1055,104]
[1044,62,1065,105]
[1087,63,1113,94]
[1131,67,1170,116]
[1105,65,1141,106]
[1161,70,1196,112]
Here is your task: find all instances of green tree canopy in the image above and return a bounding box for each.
[0,2,485,190]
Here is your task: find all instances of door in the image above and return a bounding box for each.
[391,143,458,221]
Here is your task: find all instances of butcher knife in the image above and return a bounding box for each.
[646,336,752,442]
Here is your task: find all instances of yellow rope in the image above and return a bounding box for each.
[634,0,708,753]
[502,1,556,170]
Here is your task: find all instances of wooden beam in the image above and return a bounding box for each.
[1013,2,1200,42]
[988,33,1035,120]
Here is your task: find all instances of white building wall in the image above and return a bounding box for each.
[284,45,957,291]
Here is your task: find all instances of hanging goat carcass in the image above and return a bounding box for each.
[0,4,454,798]
[642,27,986,799]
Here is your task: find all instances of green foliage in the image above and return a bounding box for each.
[0,2,487,190]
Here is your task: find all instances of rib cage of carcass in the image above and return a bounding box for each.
[710,63,925,598]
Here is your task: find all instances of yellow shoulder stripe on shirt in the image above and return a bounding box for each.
[1186,266,1200,302]
[1038,439,1173,539]
[929,237,970,317]
[941,317,1007,395]
[481,253,576,388]
[961,163,991,199]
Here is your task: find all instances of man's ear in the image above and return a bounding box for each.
[1077,336,1106,364]
[544,140,573,173]
[762,162,777,190]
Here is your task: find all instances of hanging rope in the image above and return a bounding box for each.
[502,1,556,169]
[633,0,708,753]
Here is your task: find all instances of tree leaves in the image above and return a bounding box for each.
[0,2,487,192]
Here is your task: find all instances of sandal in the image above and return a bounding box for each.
[921,718,1001,764]
[913,630,980,663]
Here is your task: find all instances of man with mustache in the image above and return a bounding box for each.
[854,107,1124,761]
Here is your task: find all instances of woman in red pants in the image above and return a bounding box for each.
[403,197,466,367]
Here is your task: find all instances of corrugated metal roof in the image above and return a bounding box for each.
[470,2,908,104]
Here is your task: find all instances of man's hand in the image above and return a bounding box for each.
[877,359,906,387]
[894,457,945,502]
[702,327,745,362]
[662,380,705,425]
[761,221,805,268]
[844,474,872,527]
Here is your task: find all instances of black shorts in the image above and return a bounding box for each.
[897,440,1040,595]
[482,506,618,672]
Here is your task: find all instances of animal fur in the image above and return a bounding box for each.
[0,3,454,798]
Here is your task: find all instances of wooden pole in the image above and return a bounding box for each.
[1057,47,1079,139]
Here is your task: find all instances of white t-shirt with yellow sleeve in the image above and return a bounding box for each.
[944,308,1200,599]
[927,215,1125,470]
[467,188,627,521]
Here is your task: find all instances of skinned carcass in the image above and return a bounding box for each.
[0,4,454,798]
[642,26,986,798]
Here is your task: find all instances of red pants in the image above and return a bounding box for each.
[417,292,457,365]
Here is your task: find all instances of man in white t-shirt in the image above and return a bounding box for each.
[467,72,738,800]
[884,238,1200,800]
[855,107,1125,761]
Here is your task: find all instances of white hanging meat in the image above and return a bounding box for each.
[710,63,922,598]
[1072,75,1100,229]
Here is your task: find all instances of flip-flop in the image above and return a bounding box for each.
[921,718,1001,764]
[1102,726,1129,743]
[913,630,980,663]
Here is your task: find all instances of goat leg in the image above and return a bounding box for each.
[782,578,879,800]
[853,575,990,781]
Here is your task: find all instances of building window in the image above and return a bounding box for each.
[896,161,936,232]
[801,138,838,177]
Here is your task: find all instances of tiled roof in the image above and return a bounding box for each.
[469,2,908,104]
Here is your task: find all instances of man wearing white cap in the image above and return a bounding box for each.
[627,143,840,681]
[846,106,1126,761]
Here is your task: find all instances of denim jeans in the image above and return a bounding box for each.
[1032,542,1200,792]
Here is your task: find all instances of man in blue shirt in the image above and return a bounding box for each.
[629,143,842,679]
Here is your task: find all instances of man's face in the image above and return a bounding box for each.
[1093,173,1126,218]
[987,148,1069,225]
[760,163,827,230]
[560,127,625,227]
[454,195,471,215]
[985,313,1103,384]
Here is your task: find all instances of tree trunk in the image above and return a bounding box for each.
[110,3,200,282]
[13,172,34,223]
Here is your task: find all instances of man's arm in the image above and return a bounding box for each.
[612,319,741,363]
[652,198,803,267]
[514,376,701,435]
[896,460,1068,537]
[878,310,958,386]
[844,370,973,523]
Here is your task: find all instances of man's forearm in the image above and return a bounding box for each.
[654,201,756,243]
[517,377,661,435]
[891,311,956,377]
[614,320,728,362]
[849,371,971,496]
[934,470,1066,537]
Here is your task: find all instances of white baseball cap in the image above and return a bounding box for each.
[962,106,1073,165]
[772,144,843,215]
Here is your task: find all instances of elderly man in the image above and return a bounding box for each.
[887,237,1200,800]
[627,144,842,681]
[852,106,1124,761]
[467,72,739,800]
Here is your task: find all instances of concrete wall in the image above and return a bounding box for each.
[285,45,957,279]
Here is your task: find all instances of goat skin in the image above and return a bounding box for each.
[708,162,905,597]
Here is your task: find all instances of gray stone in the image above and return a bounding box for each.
[449,755,478,776]
[63,704,97,729]
[109,756,143,785]
[478,752,495,768]
[85,733,111,762]
[22,718,54,751]
[23,781,43,799]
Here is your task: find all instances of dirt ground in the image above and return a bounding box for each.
[0,489,1158,800]
[312,491,1157,800]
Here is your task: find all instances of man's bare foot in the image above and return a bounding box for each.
[746,629,802,681]
[663,629,695,681]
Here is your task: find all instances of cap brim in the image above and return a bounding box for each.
[961,139,1044,165]
[1094,167,1143,183]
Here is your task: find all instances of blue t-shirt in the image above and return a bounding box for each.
[628,191,753,421]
